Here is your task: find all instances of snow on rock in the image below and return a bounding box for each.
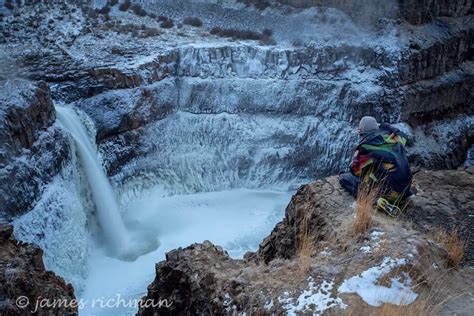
[360,230,385,253]
[320,247,332,257]
[338,257,418,306]
[279,277,346,315]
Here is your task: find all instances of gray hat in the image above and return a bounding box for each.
[359,116,379,133]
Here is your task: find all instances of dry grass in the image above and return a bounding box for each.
[344,299,434,316]
[375,298,441,316]
[434,227,466,267]
[345,280,453,316]
[297,213,314,276]
[352,183,379,236]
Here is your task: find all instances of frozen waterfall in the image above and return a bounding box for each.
[55,106,130,256]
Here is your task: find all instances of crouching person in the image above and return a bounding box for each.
[339,116,413,217]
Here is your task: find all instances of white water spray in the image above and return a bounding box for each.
[55,106,130,255]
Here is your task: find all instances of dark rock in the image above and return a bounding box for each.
[0,80,69,219]
[398,0,472,24]
[0,80,55,152]
[0,225,13,240]
[0,225,77,315]
[401,63,474,124]
[253,167,474,264]
[403,168,474,261]
[137,241,239,316]
[248,179,351,263]
[398,28,472,85]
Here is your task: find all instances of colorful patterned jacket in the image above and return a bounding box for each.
[351,123,412,201]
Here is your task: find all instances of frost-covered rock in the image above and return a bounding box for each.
[1,1,472,197]
[0,80,69,219]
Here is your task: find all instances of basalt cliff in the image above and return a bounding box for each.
[0,0,472,315]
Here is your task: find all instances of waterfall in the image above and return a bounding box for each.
[55,106,130,255]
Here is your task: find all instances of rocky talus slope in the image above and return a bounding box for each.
[0,225,77,315]
[138,168,474,315]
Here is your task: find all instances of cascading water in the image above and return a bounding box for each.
[55,106,130,256]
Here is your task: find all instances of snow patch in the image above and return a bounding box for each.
[264,299,273,310]
[338,257,417,306]
[360,230,385,254]
[320,248,332,257]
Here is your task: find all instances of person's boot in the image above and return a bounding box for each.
[377,197,401,218]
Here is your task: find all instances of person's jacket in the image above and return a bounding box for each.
[351,123,412,200]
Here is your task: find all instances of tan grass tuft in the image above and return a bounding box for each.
[352,183,379,236]
[297,213,314,276]
[376,298,441,316]
[435,227,466,267]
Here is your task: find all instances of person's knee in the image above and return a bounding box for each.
[338,172,352,186]
[339,172,359,198]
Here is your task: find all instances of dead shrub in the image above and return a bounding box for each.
[143,27,160,37]
[4,0,14,10]
[210,26,275,44]
[118,0,131,12]
[183,17,203,27]
[160,19,174,29]
[131,4,147,17]
[377,298,441,316]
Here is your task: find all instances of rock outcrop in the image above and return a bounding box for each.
[138,168,474,315]
[254,167,474,264]
[404,168,474,260]
[0,80,69,219]
[0,225,77,315]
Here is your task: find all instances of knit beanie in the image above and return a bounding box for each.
[359,116,379,134]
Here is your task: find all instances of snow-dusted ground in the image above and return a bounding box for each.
[80,187,292,315]
[278,277,347,315]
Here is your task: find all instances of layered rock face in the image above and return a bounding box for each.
[138,168,474,315]
[0,1,471,200]
[0,225,77,315]
[0,80,69,219]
